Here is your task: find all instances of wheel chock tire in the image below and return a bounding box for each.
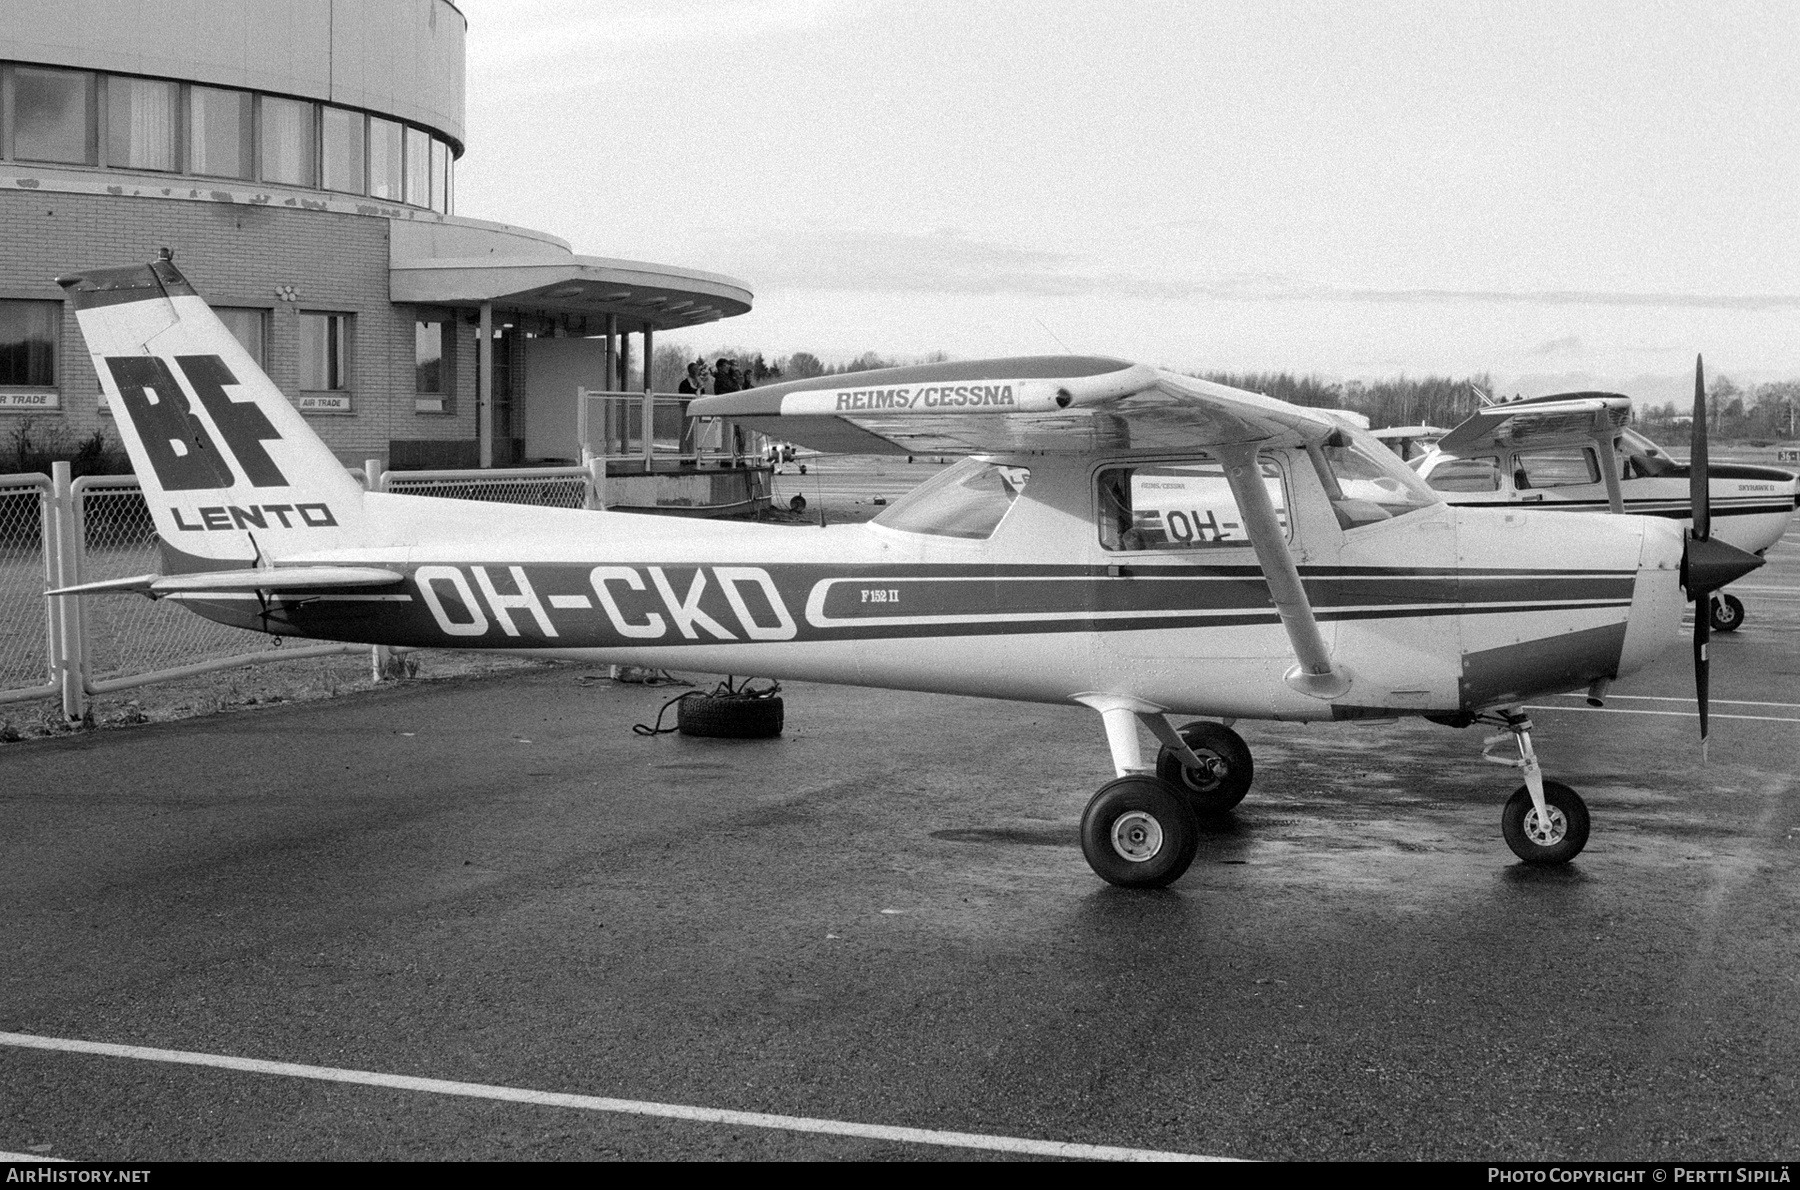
[677,693,784,739]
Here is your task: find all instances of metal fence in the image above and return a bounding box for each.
[382,464,597,510]
[0,460,615,721]
[0,473,57,706]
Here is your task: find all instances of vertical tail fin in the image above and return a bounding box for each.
[58,258,367,573]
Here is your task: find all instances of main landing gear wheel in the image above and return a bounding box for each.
[1501,781,1590,865]
[1080,776,1200,889]
[1709,592,1745,633]
[1155,721,1254,814]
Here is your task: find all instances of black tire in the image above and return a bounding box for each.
[789,494,807,514]
[1079,776,1200,889]
[677,693,784,739]
[1501,781,1589,865]
[1710,592,1745,633]
[1155,721,1254,814]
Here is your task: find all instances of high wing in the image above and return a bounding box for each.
[696,355,1354,700]
[47,566,405,599]
[690,356,1343,455]
[1434,393,1631,455]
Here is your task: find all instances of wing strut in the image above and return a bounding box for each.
[1218,443,1352,700]
[1593,407,1626,514]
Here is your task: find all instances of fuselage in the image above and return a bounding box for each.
[1414,437,1798,558]
[167,447,1688,723]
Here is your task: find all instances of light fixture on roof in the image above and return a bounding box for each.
[547,285,585,298]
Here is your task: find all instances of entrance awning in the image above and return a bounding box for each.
[390,254,753,329]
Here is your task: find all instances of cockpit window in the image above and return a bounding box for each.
[1618,428,1678,477]
[1316,430,1441,528]
[1097,459,1287,551]
[874,457,1030,539]
[1424,455,1502,492]
[1514,447,1599,488]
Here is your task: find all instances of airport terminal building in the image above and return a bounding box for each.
[0,0,752,470]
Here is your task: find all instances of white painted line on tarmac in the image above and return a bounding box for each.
[0,1152,64,1162]
[1525,705,1800,723]
[1547,693,1800,710]
[0,1032,1228,1162]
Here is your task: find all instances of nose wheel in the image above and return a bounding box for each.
[1481,709,1590,865]
[1501,780,1590,865]
[1709,591,1744,633]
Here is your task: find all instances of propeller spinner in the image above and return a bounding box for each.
[1682,355,1764,741]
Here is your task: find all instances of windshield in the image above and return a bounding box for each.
[1316,428,1441,528]
[874,457,1031,539]
[1618,427,1679,476]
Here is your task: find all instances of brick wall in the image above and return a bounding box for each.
[0,190,478,469]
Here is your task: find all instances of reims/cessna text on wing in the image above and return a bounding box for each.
[1412,393,1799,632]
[50,259,1764,889]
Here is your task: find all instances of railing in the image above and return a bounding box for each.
[575,389,751,465]
[380,464,599,511]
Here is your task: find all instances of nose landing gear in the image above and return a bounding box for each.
[1480,709,1590,865]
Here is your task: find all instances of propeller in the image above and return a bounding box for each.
[1681,354,1764,743]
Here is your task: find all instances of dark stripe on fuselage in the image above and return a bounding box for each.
[170,561,1637,651]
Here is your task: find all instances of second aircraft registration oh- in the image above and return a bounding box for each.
[52,259,1762,889]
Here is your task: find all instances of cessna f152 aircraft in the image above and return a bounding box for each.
[50,259,1765,889]
[1411,394,1800,632]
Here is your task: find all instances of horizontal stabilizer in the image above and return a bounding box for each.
[48,566,405,598]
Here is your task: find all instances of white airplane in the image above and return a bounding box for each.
[1411,393,1799,631]
[49,259,1764,889]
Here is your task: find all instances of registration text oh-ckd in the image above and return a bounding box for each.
[413,564,797,642]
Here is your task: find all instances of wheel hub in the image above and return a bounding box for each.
[1110,811,1164,862]
[1523,805,1567,846]
[1181,754,1227,792]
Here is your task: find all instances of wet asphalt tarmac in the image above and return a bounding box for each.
[1,535,1796,1162]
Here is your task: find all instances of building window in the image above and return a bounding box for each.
[215,308,269,369]
[12,67,96,165]
[430,138,450,213]
[189,86,253,178]
[260,96,317,187]
[368,117,403,200]
[404,126,430,207]
[0,301,59,388]
[299,313,351,391]
[416,318,449,393]
[321,106,365,194]
[105,76,178,171]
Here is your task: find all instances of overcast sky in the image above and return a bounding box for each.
[453,0,1800,401]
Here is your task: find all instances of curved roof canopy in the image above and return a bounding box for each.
[390,254,754,330]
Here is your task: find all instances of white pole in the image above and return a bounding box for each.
[641,322,655,468]
[52,462,87,722]
[478,301,494,468]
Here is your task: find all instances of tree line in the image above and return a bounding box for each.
[651,346,1799,441]
[1634,378,1800,443]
